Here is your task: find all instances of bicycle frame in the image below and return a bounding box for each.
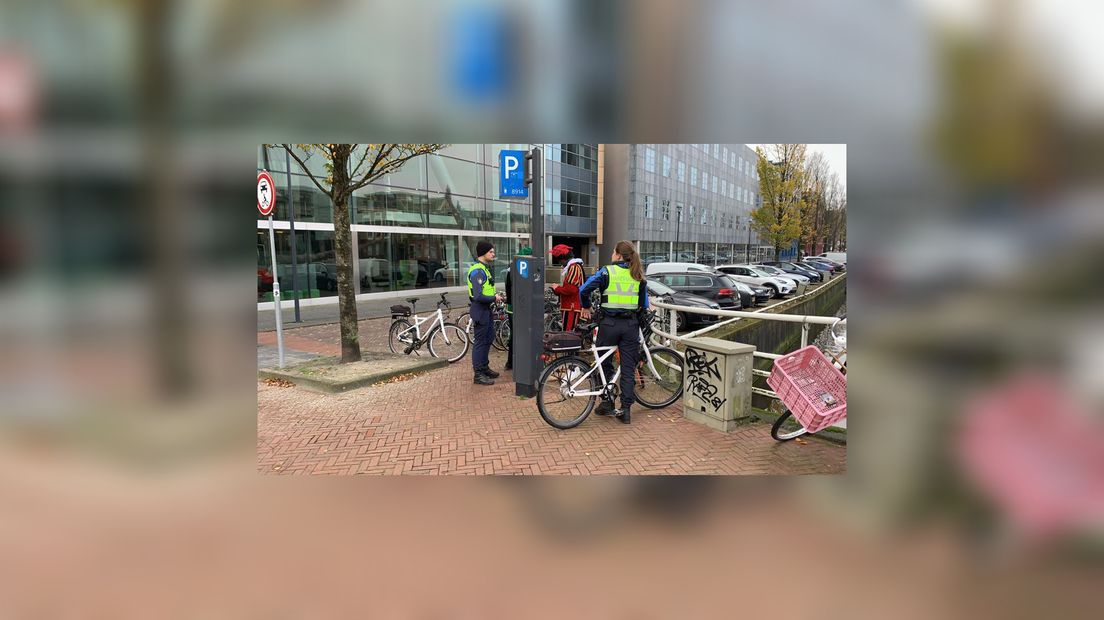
[561,329,671,398]
[396,307,450,345]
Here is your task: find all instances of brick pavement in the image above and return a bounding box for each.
[257,318,847,475]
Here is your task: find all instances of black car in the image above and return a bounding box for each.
[763,260,824,283]
[800,258,839,275]
[645,280,720,331]
[742,280,774,306]
[650,272,742,311]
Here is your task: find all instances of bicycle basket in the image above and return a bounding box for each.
[766,345,847,434]
[390,304,412,317]
[542,331,583,352]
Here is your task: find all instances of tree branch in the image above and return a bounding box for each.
[349,144,374,180]
[348,144,396,193]
[281,144,332,199]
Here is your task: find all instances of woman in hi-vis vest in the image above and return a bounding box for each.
[578,240,649,425]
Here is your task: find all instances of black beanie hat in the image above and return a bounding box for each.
[475,241,494,258]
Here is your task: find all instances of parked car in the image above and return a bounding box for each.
[714,264,796,297]
[809,256,845,271]
[753,264,810,286]
[800,258,839,274]
[762,260,823,283]
[646,280,720,331]
[649,271,742,310]
[719,275,769,307]
[817,252,847,265]
[645,261,712,276]
[747,283,773,305]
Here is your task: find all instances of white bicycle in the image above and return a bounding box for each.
[388,293,469,363]
[536,315,684,429]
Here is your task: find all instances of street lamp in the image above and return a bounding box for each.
[745,217,752,263]
[675,202,682,260]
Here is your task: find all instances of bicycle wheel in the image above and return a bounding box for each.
[770,410,808,441]
[634,346,684,409]
[494,318,511,352]
[545,315,563,332]
[428,323,470,363]
[388,319,414,355]
[457,312,472,335]
[537,356,598,429]
[492,318,508,352]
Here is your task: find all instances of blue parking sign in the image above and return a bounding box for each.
[499,149,528,198]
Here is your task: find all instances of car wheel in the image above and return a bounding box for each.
[766,284,779,297]
[676,312,687,332]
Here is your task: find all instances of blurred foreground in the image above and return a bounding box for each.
[0,0,1101,615]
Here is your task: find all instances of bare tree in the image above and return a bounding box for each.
[276,144,448,363]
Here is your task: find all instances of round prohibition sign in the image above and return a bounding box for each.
[257,170,275,216]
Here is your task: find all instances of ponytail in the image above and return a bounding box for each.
[615,240,645,282]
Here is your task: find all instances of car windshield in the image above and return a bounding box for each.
[648,280,676,295]
[746,267,770,277]
[756,265,780,274]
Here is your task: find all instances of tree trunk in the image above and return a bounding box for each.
[331,147,361,363]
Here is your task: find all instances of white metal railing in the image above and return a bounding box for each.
[649,290,844,404]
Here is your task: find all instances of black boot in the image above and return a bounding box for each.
[474,373,495,385]
[482,367,501,379]
[595,398,616,416]
[616,405,632,424]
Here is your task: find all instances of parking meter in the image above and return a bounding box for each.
[512,255,545,397]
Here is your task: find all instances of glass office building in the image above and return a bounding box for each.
[257,144,599,306]
[601,144,768,267]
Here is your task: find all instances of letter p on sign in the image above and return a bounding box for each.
[499,149,529,198]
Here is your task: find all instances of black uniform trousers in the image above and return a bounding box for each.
[596,313,640,409]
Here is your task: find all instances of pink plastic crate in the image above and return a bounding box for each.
[766,345,848,433]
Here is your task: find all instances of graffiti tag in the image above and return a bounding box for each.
[686,348,727,412]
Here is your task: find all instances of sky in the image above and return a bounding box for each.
[746,144,847,192]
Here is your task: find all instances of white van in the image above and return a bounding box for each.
[817,252,847,265]
[645,262,712,276]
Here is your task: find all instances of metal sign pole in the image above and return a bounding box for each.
[268,213,285,368]
[285,148,301,322]
[514,146,544,397]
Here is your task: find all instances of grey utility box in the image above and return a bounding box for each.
[682,337,756,432]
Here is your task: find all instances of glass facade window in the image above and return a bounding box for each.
[639,241,669,265]
[712,176,718,193]
[677,161,686,182]
[257,229,337,302]
[702,171,708,190]
[660,200,670,220]
[662,155,671,177]
[644,194,654,219]
[690,166,697,187]
[713,144,720,158]
[428,154,483,197]
[729,181,735,199]
[676,202,684,222]
[723,147,729,163]
[700,207,707,225]
[644,147,656,173]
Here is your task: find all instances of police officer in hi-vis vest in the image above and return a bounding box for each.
[468,241,504,385]
[578,240,650,424]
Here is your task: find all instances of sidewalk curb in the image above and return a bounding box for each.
[259,356,449,393]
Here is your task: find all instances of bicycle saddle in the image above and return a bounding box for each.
[406,298,420,305]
